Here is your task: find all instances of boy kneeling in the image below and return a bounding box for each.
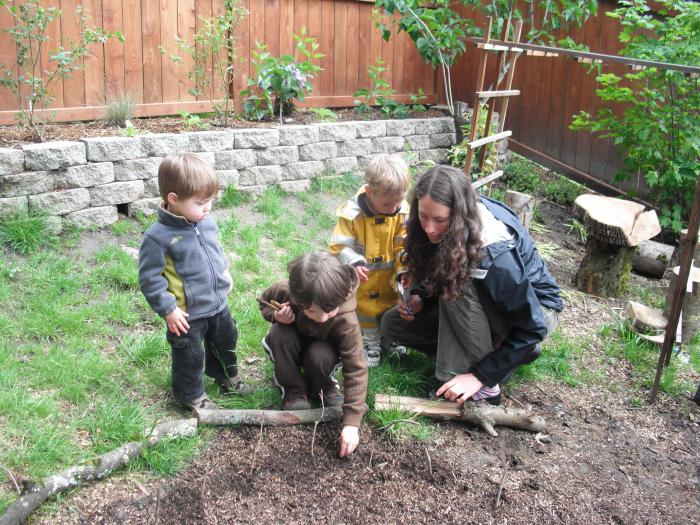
[259,252,368,457]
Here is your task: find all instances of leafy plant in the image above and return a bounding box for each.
[502,156,544,194]
[308,107,338,122]
[0,0,123,141]
[178,110,210,130]
[374,0,597,116]
[118,120,146,138]
[448,105,498,176]
[408,88,428,112]
[241,28,323,123]
[104,93,135,128]
[543,176,586,206]
[570,0,700,232]
[353,57,404,116]
[166,0,247,127]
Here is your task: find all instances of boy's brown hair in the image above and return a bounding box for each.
[365,154,409,196]
[158,153,219,200]
[288,252,358,312]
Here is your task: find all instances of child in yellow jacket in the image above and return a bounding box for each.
[329,154,410,367]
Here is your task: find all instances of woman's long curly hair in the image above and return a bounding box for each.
[403,165,483,301]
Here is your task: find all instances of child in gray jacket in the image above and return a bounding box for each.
[139,153,250,410]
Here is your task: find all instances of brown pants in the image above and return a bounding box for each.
[263,323,340,402]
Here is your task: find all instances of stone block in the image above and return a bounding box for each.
[215,149,256,170]
[217,169,240,188]
[23,141,86,170]
[278,125,319,146]
[317,123,357,141]
[355,121,386,138]
[0,148,25,175]
[90,180,145,206]
[45,215,63,235]
[128,198,160,217]
[385,120,416,136]
[113,157,162,181]
[64,206,118,228]
[282,161,325,181]
[324,157,358,174]
[143,177,160,198]
[234,129,280,149]
[430,133,455,149]
[239,165,282,186]
[0,196,28,218]
[140,133,189,157]
[257,146,299,166]
[419,148,449,164]
[372,136,406,154]
[0,170,55,198]
[280,179,311,193]
[83,137,144,162]
[415,118,454,135]
[337,138,371,157]
[187,131,234,152]
[28,188,90,214]
[404,135,431,151]
[299,142,337,161]
[57,162,114,189]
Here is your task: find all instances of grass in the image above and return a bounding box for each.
[0,207,57,254]
[512,331,590,387]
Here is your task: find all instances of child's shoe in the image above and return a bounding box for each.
[182,394,220,411]
[216,375,253,395]
[362,328,381,368]
[470,384,502,406]
[385,342,408,358]
[320,387,344,407]
[283,395,311,411]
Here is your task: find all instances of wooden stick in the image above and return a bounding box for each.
[256,297,282,311]
[0,419,198,525]
[374,394,546,436]
[195,407,343,426]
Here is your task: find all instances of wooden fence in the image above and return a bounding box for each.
[0,0,438,124]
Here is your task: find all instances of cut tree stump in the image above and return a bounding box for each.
[505,190,534,231]
[632,239,675,278]
[572,194,661,297]
[374,394,546,437]
[625,300,667,333]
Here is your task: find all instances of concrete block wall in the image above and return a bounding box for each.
[0,117,456,228]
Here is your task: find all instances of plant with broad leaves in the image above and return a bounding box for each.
[571,0,700,232]
[241,28,323,123]
[0,0,123,141]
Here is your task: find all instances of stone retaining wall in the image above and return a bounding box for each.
[0,118,456,228]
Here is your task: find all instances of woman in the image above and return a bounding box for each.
[379,165,563,404]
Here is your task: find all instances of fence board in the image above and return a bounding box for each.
[333,1,347,95]
[60,0,86,108]
[40,0,63,110]
[0,2,18,112]
[345,1,359,95]
[176,0,196,102]
[159,0,178,102]
[279,0,294,56]
[83,0,105,105]
[122,0,144,104]
[264,0,280,56]
[141,0,161,103]
[103,0,125,101]
[318,0,333,95]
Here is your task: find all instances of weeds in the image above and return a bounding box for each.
[567,219,588,243]
[309,172,363,195]
[0,207,56,254]
[308,107,338,122]
[218,186,252,208]
[104,94,135,127]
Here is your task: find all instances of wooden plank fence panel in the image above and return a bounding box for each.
[318,0,333,96]
[279,0,294,56]
[40,0,63,110]
[177,0,196,102]
[345,1,359,96]
[83,0,105,105]
[0,1,16,111]
[333,1,347,96]
[122,0,144,104]
[60,0,86,108]
[264,0,280,56]
[103,0,125,100]
[159,0,179,102]
[141,0,161,103]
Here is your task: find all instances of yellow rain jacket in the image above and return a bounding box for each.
[329,188,409,329]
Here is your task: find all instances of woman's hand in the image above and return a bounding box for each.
[436,373,483,404]
[338,425,359,457]
[355,265,369,283]
[399,295,423,321]
[273,303,295,324]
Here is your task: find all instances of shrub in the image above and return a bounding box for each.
[543,176,586,206]
[104,94,135,127]
[502,156,543,194]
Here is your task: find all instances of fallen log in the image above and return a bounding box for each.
[0,419,198,525]
[632,239,675,278]
[374,394,546,437]
[195,406,343,426]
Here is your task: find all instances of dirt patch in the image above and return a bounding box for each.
[0,108,448,149]
[27,193,700,525]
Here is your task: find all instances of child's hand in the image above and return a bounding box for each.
[355,265,369,283]
[338,425,359,457]
[165,307,190,335]
[273,303,295,324]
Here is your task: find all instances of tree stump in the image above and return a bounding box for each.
[505,190,534,231]
[572,194,661,297]
[632,239,675,278]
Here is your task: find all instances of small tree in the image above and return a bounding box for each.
[167,0,248,127]
[0,0,123,142]
[571,0,700,231]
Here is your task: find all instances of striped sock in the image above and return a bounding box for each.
[471,384,501,401]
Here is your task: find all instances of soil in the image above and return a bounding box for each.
[0,108,448,149]
[25,196,699,525]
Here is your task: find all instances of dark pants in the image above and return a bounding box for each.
[166,306,239,403]
[263,323,340,402]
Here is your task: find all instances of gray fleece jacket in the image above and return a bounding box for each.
[138,204,232,322]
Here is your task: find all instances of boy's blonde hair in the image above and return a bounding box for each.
[288,252,358,312]
[364,154,409,196]
[158,153,219,199]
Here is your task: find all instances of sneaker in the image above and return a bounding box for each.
[471,384,502,406]
[320,387,344,407]
[386,342,408,358]
[182,395,220,411]
[216,375,253,395]
[283,395,311,411]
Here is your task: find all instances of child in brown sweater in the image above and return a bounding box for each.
[259,252,368,457]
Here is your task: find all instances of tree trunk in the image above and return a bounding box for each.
[454,101,469,144]
[505,190,534,231]
[632,239,675,278]
[574,237,635,297]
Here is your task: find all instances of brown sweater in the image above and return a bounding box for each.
[259,280,368,426]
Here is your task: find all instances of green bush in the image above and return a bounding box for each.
[502,157,543,194]
[543,176,586,206]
